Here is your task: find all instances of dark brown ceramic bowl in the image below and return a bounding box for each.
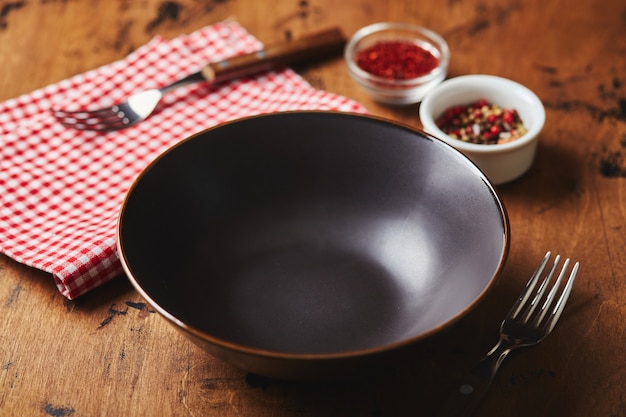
[117,111,509,380]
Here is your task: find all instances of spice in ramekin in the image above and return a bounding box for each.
[355,40,439,80]
[435,99,528,145]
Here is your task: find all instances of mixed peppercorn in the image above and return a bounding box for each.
[355,40,439,80]
[435,99,528,145]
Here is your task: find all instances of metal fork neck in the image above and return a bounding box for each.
[160,71,206,94]
[473,338,513,381]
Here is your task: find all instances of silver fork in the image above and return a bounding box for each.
[52,28,346,131]
[437,251,579,417]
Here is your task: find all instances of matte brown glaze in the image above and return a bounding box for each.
[117,112,509,379]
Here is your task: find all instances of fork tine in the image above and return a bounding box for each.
[53,109,132,131]
[543,261,579,333]
[53,108,128,122]
[54,114,119,126]
[53,107,117,118]
[55,117,114,130]
[508,251,551,320]
[520,254,560,322]
[533,258,570,326]
[56,118,127,132]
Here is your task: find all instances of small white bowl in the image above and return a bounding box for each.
[345,22,450,105]
[419,75,545,185]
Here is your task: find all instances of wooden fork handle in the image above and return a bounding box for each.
[435,371,492,417]
[201,28,346,85]
[436,346,508,417]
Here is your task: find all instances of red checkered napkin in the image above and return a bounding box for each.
[0,21,366,299]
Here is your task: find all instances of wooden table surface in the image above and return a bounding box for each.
[1,0,625,416]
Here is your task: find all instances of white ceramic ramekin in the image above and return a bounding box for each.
[419,74,545,185]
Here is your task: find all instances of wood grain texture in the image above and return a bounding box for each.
[1,0,625,415]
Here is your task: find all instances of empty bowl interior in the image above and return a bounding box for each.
[118,112,509,356]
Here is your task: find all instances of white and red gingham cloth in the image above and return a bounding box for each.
[0,21,366,299]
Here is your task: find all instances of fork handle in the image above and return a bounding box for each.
[201,28,346,84]
[436,341,512,417]
[435,370,492,417]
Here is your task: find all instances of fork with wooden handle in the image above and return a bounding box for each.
[437,252,579,417]
[52,27,346,131]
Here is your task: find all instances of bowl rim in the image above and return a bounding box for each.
[345,22,450,86]
[419,74,545,154]
[117,111,510,362]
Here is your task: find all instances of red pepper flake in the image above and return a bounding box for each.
[435,99,528,145]
[355,40,439,80]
